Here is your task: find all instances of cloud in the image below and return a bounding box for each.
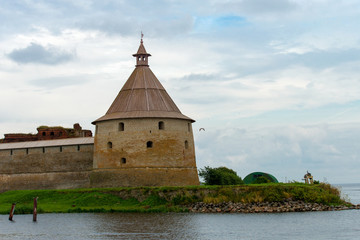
[216,0,298,18]
[288,49,360,69]
[7,43,75,65]
[240,0,297,14]
[29,76,90,89]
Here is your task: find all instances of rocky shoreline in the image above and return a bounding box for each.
[188,201,360,213]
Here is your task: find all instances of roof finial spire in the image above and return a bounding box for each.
[141,31,144,43]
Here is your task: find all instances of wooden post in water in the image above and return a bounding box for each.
[33,197,38,222]
[9,203,16,221]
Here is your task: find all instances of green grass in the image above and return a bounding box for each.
[0,183,347,214]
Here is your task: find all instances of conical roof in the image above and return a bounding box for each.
[133,40,151,56]
[92,40,194,124]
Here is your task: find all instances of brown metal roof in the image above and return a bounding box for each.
[0,137,94,150]
[93,41,194,124]
[132,40,151,57]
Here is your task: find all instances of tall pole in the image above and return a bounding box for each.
[33,197,38,222]
[9,203,16,221]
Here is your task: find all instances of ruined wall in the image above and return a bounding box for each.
[92,118,199,187]
[1,123,92,143]
[2,133,38,143]
[0,144,93,191]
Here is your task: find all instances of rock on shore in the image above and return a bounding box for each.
[188,201,360,213]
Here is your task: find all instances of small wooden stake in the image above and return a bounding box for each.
[33,197,38,222]
[9,203,16,221]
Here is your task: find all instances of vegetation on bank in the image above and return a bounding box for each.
[199,166,244,185]
[0,183,348,214]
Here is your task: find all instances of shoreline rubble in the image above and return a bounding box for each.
[187,201,360,213]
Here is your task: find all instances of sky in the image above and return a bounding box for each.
[1,0,360,183]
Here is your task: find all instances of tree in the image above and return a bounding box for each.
[198,166,244,185]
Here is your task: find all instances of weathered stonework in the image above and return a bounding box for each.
[92,118,199,187]
[0,143,93,191]
[0,123,92,143]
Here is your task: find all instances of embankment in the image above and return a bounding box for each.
[0,183,356,214]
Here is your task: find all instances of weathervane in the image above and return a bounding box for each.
[141,31,144,43]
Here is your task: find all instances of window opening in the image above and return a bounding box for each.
[158,121,164,130]
[119,122,124,131]
[60,146,63,152]
[42,147,45,153]
[147,141,153,148]
[185,140,189,149]
[10,150,13,156]
[42,132,46,136]
[121,158,126,164]
[108,142,113,149]
[50,132,54,136]
[26,148,29,155]
[77,145,80,151]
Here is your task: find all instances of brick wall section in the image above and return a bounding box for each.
[1,123,92,143]
[3,133,38,143]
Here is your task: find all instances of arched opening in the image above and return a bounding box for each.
[185,140,189,149]
[42,132,46,136]
[50,132,54,136]
[107,142,113,149]
[121,158,126,164]
[119,122,124,131]
[158,121,164,130]
[147,141,153,148]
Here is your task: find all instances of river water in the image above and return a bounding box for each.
[1,184,360,240]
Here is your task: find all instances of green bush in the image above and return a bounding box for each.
[198,166,244,185]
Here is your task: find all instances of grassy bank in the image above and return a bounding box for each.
[0,183,347,214]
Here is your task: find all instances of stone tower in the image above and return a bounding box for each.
[91,38,199,187]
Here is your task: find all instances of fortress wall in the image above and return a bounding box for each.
[90,167,199,187]
[94,118,196,169]
[0,144,93,191]
[0,172,91,192]
[93,118,199,187]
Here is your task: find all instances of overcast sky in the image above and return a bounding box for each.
[1,0,360,183]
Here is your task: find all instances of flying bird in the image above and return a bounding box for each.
[199,128,205,131]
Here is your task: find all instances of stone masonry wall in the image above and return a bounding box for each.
[93,118,199,187]
[0,144,93,191]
